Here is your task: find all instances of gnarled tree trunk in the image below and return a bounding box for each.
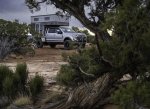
[0,37,14,60]
[44,74,116,109]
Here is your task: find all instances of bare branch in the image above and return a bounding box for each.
[79,67,95,77]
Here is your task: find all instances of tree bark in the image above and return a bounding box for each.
[44,73,116,109]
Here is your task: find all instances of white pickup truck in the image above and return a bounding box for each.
[36,26,87,49]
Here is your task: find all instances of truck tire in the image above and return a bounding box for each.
[36,39,43,48]
[64,40,71,49]
[49,44,56,48]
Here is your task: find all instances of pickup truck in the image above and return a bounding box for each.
[36,26,87,49]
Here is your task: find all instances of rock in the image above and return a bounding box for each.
[47,79,56,85]
[16,55,24,59]
[5,56,9,60]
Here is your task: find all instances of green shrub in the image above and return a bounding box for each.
[112,81,150,109]
[87,35,95,44]
[0,65,13,81]
[15,47,35,57]
[0,63,45,105]
[56,65,78,86]
[69,41,75,49]
[57,47,106,86]
[3,76,16,97]
[15,63,28,91]
[0,65,13,95]
[29,75,44,98]
[0,64,29,97]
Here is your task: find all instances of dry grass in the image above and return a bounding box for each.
[13,96,32,107]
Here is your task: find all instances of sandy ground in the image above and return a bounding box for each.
[0,45,74,85]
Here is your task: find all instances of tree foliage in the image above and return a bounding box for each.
[0,19,30,59]
[0,19,37,59]
[0,19,28,44]
[112,80,150,109]
[57,46,107,86]
[106,0,150,78]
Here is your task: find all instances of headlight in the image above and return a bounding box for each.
[73,37,77,41]
[73,36,78,41]
[41,37,45,42]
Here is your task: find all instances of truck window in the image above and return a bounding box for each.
[48,28,55,33]
[45,17,50,20]
[55,28,61,32]
[61,27,75,33]
[34,18,39,21]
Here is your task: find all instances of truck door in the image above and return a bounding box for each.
[54,28,63,42]
[46,28,55,41]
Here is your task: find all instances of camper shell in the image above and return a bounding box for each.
[31,14,69,34]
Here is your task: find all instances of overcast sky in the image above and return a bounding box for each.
[0,0,83,27]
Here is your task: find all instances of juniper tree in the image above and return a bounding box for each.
[25,0,150,108]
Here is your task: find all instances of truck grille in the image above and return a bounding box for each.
[77,35,86,42]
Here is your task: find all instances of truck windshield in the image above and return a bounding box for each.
[61,27,75,33]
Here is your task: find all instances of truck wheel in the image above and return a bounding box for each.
[64,40,71,49]
[36,39,43,48]
[50,44,56,48]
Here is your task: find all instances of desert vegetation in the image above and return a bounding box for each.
[0,0,150,109]
[25,0,150,109]
[0,63,44,108]
[0,19,36,60]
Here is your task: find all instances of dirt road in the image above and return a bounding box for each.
[4,45,74,62]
